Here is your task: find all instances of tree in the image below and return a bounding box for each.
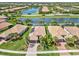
[65,36,77,47]
[50,20,59,26]
[39,31,55,50]
[39,35,48,50]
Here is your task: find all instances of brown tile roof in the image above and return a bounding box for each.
[0,24,27,38]
[64,26,79,37]
[0,22,12,30]
[0,19,5,23]
[29,26,46,41]
[34,26,46,37]
[41,6,49,12]
[48,26,68,38]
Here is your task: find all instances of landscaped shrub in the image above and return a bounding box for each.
[68,43,74,47]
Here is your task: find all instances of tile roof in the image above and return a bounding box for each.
[0,16,7,19]
[48,26,68,38]
[0,24,27,38]
[64,26,79,37]
[41,6,49,12]
[29,26,46,40]
[0,19,5,23]
[34,26,46,37]
[0,22,12,30]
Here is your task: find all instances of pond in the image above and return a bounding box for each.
[18,18,79,25]
[20,7,79,25]
[21,7,39,15]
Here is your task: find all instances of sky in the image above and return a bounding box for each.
[0,0,79,2]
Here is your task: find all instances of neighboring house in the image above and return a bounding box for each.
[41,6,49,13]
[0,22,12,30]
[0,24,27,40]
[64,26,79,38]
[48,26,69,39]
[1,6,27,12]
[0,19,6,23]
[0,16,7,19]
[0,16,7,23]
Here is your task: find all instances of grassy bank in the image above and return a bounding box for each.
[0,52,25,56]
[15,15,79,18]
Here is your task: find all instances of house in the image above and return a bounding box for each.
[29,26,46,42]
[0,19,6,23]
[48,26,69,38]
[0,16,7,19]
[64,26,79,38]
[0,22,12,30]
[0,24,27,40]
[33,26,46,37]
[41,6,49,13]
[0,16,7,23]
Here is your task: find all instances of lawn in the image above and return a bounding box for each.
[37,53,59,56]
[0,52,26,56]
[0,52,25,56]
[15,14,79,19]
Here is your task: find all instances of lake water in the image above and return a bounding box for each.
[20,8,79,25]
[21,7,39,15]
[18,18,79,25]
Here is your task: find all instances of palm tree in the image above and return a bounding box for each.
[39,35,49,50]
[39,34,55,50]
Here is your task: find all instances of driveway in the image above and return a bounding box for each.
[27,43,39,56]
[57,42,70,56]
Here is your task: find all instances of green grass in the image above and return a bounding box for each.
[0,39,26,51]
[15,15,79,19]
[0,52,25,56]
[37,53,59,56]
